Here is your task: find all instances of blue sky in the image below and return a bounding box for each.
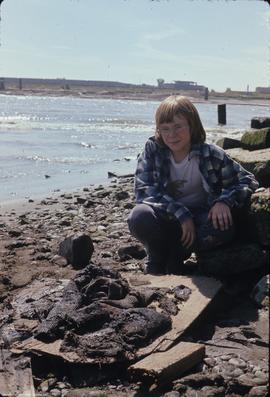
[0,0,269,92]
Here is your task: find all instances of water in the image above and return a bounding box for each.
[0,94,269,202]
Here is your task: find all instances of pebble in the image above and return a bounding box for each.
[238,374,257,387]
[163,392,180,397]
[254,370,267,379]
[248,385,268,397]
[228,357,247,369]
[232,368,244,377]
[204,357,216,367]
[40,380,49,392]
[220,354,231,361]
[50,389,61,397]
[252,377,268,386]
[200,386,226,397]
[56,382,68,390]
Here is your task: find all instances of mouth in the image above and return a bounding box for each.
[168,140,181,145]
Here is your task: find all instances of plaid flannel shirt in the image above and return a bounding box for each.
[135,137,259,223]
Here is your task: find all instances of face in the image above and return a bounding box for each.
[158,115,191,160]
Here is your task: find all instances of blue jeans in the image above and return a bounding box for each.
[128,203,235,274]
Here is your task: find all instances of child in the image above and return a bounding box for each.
[128,95,259,275]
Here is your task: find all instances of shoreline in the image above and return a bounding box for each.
[1,89,270,107]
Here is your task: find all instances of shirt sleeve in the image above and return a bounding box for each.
[211,145,259,208]
[134,139,193,223]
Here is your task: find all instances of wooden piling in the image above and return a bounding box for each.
[218,104,226,125]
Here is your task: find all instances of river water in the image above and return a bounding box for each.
[0,94,269,202]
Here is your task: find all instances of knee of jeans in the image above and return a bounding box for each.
[127,204,156,238]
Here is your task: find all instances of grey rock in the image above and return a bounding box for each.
[49,389,61,397]
[225,147,270,187]
[232,368,244,377]
[238,374,257,386]
[176,373,224,387]
[248,385,268,397]
[252,377,268,386]
[163,392,180,397]
[200,386,225,397]
[203,357,216,367]
[118,244,146,261]
[228,357,247,368]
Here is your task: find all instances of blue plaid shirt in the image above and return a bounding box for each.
[135,137,259,223]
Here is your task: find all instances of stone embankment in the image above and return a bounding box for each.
[0,119,269,396]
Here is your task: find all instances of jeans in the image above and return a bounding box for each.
[127,203,235,274]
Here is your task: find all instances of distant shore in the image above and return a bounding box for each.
[1,87,270,107]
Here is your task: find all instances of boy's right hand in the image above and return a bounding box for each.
[181,218,195,248]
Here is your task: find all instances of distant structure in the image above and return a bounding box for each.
[157,79,205,92]
[2,77,145,90]
[0,77,5,90]
[256,86,270,94]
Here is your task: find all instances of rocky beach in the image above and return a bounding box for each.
[0,122,269,397]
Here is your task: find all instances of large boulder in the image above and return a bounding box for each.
[251,117,270,129]
[241,128,270,151]
[225,148,270,187]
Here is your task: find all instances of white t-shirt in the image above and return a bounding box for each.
[168,153,208,209]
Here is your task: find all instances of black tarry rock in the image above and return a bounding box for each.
[35,264,173,363]
[59,233,94,269]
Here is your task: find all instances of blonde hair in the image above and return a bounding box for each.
[155,95,206,145]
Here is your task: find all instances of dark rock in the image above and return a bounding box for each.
[251,275,269,307]
[83,200,96,208]
[59,233,94,269]
[8,229,22,237]
[251,117,270,129]
[35,264,172,364]
[118,244,146,261]
[114,190,130,201]
[76,197,87,204]
[215,137,241,150]
[197,242,269,277]
[241,128,270,151]
[223,378,251,395]
[173,285,192,301]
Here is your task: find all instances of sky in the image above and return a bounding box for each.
[0,0,269,92]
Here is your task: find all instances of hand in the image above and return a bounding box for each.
[181,218,196,248]
[208,202,233,231]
